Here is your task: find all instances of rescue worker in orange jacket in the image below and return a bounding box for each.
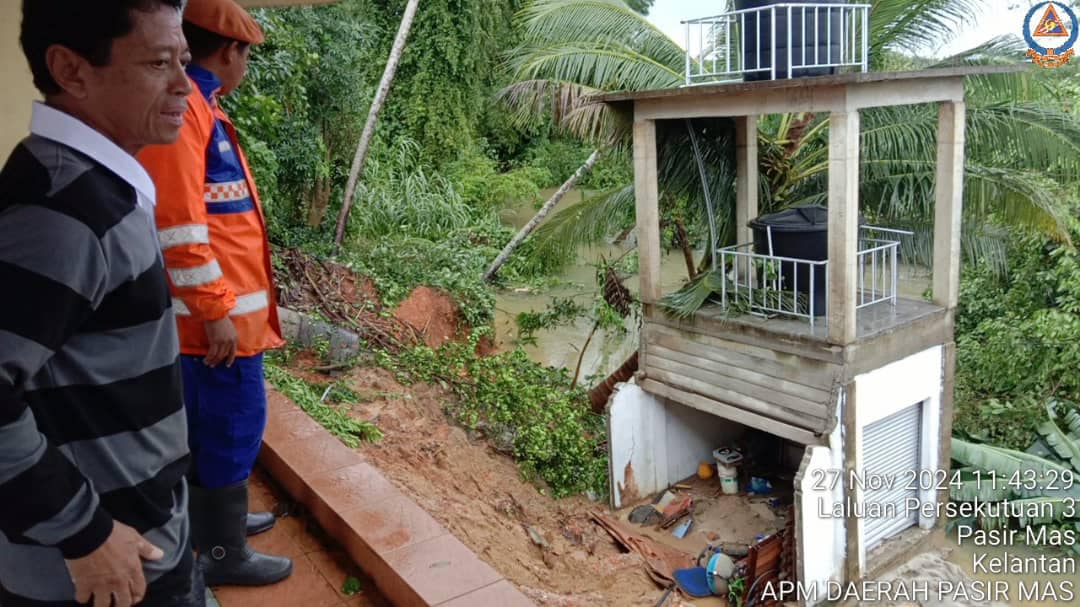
[138,0,291,587]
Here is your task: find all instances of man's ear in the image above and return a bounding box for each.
[45,45,92,100]
[223,41,243,66]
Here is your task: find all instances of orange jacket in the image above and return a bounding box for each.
[139,66,283,357]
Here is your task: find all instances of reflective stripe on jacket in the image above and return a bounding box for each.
[138,64,283,357]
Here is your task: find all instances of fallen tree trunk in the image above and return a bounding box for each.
[482,149,600,282]
[588,350,639,413]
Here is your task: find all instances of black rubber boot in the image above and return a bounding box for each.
[246,512,275,536]
[190,487,275,540]
[191,481,293,587]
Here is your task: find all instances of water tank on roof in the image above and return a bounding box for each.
[735,0,847,81]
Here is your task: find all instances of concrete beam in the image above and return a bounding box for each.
[635,85,847,120]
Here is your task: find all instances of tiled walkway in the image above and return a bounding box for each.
[209,467,389,607]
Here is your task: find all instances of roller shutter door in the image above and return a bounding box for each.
[862,403,921,550]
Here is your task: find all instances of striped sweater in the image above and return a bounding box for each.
[0,112,191,604]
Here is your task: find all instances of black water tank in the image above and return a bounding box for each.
[749,205,850,316]
[735,0,847,81]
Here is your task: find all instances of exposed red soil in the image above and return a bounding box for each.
[391,285,463,349]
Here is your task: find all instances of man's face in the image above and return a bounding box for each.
[82,5,192,153]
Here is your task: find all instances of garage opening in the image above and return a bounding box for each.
[862,402,922,551]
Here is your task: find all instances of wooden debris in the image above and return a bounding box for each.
[658,494,693,528]
[590,511,695,587]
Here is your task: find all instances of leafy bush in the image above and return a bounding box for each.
[347,141,476,242]
[446,147,549,211]
[343,235,497,328]
[516,138,595,188]
[263,360,382,447]
[376,333,609,498]
[954,223,1080,450]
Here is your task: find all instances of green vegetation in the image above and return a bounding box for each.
[233,0,1078,508]
[263,360,383,447]
[375,332,609,498]
[341,576,363,596]
[954,224,1080,450]
[950,405,1080,555]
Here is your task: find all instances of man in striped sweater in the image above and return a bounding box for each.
[0,1,201,606]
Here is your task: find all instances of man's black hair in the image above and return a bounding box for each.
[20,0,185,96]
[183,22,248,62]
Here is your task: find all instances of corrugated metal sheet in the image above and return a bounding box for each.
[863,404,921,549]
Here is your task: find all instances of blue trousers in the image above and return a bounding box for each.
[180,353,266,489]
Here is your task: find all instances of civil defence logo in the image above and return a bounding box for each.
[1024,1,1078,68]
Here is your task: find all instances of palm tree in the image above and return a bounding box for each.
[501,0,1080,286]
[334,0,423,250]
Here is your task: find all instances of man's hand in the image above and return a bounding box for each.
[204,316,238,367]
[64,521,164,607]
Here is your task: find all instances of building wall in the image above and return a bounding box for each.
[796,392,846,606]
[851,346,944,571]
[1,1,37,163]
[607,383,742,508]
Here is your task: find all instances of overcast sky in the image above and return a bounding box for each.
[645,1,1031,58]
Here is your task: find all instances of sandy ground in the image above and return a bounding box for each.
[275,256,784,606]
[290,360,788,607]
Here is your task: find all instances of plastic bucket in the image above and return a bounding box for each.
[717,463,739,495]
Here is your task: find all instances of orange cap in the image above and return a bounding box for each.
[184,0,265,45]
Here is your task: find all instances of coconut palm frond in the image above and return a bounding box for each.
[934,33,1028,66]
[860,161,1074,244]
[525,185,637,266]
[962,165,1074,244]
[966,103,1080,182]
[856,104,1078,242]
[656,119,738,241]
[497,79,568,130]
[507,42,683,92]
[869,0,982,56]
[659,269,726,319]
[497,79,626,143]
[516,0,685,70]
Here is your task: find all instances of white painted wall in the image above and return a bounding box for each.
[608,383,667,508]
[851,346,944,567]
[798,446,839,604]
[608,382,742,508]
[1,2,37,164]
[664,396,744,484]
[797,391,846,606]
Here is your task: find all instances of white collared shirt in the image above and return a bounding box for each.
[29,101,157,210]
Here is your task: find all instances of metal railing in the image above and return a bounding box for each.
[719,242,829,328]
[857,226,910,309]
[717,226,908,329]
[683,3,870,85]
